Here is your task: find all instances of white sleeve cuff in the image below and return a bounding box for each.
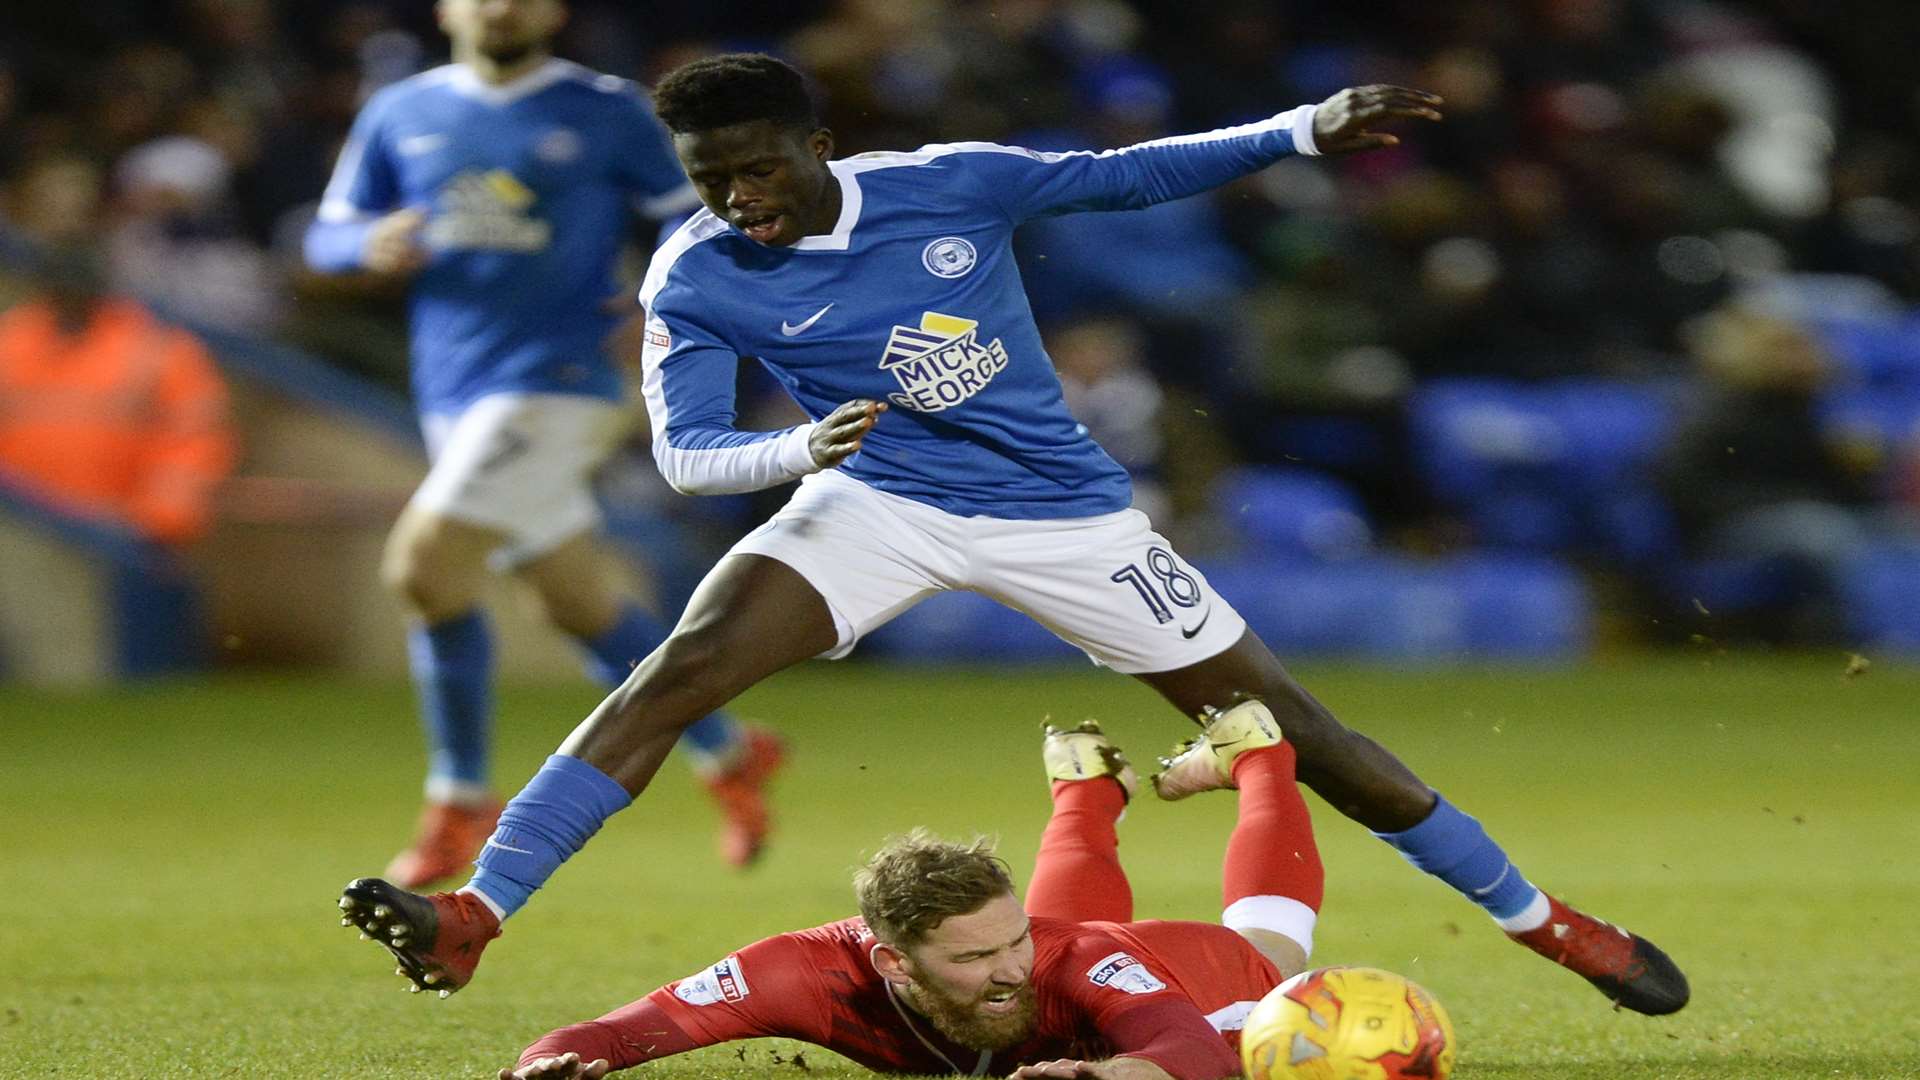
[780,422,821,477]
[1290,103,1321,156]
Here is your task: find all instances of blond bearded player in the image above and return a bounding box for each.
[502,716,1328,1080]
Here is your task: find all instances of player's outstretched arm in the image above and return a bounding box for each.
[1309,84,1444,154]
[1008,1056,1179,1080]
[976,86,1441,222]
[500,1051,611,1080]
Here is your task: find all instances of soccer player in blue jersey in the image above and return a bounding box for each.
[303,4,786,888]
[341,53,1689,1018]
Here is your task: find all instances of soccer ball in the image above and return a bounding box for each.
[1240,966,1455,1080]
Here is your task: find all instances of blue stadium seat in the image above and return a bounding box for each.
[1542,379,1680,494]
[1840,545,1920,653]
[1205,553,1590,661]
[1818,384,1920,469]
[1205,558,1396,655]
[1810,312,1920,386]
[1410,378,1681,557]
[1407,380,1575,550]
[1443,555,1592,659]
[1212,465,1372,562]
[1408,378,1562,506]
[1664,556,1803,619]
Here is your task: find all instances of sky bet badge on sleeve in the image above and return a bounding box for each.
[673,955,751,1006]
[1086,951,1167,996]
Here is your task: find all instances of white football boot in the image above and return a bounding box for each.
[1151,698,1285,801]
[1041,720,1139,804]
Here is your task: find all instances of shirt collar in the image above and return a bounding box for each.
[445,58,573,106]
[787,159,865,252]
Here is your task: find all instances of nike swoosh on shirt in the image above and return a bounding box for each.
[780,303,834,336]
[1180,609,1213,639]
[483,839,535,856]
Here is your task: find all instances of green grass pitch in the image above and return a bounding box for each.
[6,656,1919,1078]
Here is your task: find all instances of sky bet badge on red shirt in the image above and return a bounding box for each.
[1086,951,1167,996]
[673,955,750,1006]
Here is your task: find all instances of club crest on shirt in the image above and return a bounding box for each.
[879,311,1009,412]
[426,169,551,252]
[922,236,977,278]
[673,955,750,1006]
[1086,951,1166,996]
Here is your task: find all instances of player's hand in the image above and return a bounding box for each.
[809,398,887,468]
[362,207,430,274]
[498,1051,612,1079]
[1009,1058,1173,1080]
[1311,85,1443,154]
[1010,1061,1098,1079]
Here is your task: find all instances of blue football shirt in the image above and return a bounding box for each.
[639,107,1321,519]
[306,60,696,414]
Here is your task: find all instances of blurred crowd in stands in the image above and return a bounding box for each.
[4,0,1920,647]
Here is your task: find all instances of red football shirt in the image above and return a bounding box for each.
[519,915,1279,1079]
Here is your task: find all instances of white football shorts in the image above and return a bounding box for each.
[411,391,632,564]
[728,470,1248,673]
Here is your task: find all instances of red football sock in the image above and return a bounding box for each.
[1224,743,1324,913]
[1025,778,1133,923]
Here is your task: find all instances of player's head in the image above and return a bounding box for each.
[856,831,1038,1051]
[437,0,566,68]
[654,53,834,249]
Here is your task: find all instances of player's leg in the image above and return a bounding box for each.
[1025,722,1137,923]
[343,471,956,994]
[978,509,1687,1014]
[1138,633,1431,828]
[377,392,616,889]
[1140,631,1688,1015]
[341,553,836,995]
[516,534,785,867]
[1149,700,1320,977]
[379,501,510,888]
[469,553,833,917]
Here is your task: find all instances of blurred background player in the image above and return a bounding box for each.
[302,0,783,887]
[496,718,1322,1080]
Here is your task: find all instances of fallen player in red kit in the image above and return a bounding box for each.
[504,704,1321,1080]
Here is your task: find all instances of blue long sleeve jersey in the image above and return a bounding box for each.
[639,104,1321,519]
[305,60,698,414]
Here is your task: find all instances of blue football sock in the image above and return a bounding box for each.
[408,611,494,796]
[574,604,742,766]
[467,754,633,920]
[1374,794,1545,928]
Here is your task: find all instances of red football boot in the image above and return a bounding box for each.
[1509,893,1690,1015]
[701,726,787,869]
[339,877,501,996]
[383,797,503,890]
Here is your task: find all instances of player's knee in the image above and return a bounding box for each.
[651,619,764,699]
[652,622,729,683]
[538,586,622,640]
[382,535,477,620]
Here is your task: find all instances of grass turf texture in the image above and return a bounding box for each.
[5,657,1918,1079]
